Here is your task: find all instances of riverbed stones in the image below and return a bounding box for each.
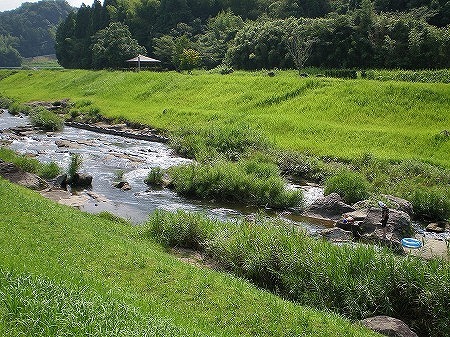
[361,316,418,337]
[304,193,355,220]
[55,139,81,149]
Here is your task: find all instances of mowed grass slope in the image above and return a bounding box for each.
[0,69,449,166]
[0,178,379,337]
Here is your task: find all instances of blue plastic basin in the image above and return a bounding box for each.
[401,238,423,249]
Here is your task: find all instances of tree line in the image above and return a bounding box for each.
[0,0,73,67]
[55,0,450,70]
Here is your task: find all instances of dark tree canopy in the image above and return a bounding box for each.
[54,0,450,70]
[0,0,73,58]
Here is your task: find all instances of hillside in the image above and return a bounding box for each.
[0,0,73,59]
[0,178,380,337]
[0,69,449,167]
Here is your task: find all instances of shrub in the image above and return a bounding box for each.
[145,210,450,337]
[324,170,370,204]
[38,162,61,179]
[144,167,164,187]
[67,153,82,182]
[8,102,32,115]
[404,187,450,221]
[168,159,303,209]
[29,107,64,131]
[324,69,357,79]
[0,147,60,179]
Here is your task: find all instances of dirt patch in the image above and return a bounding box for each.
[171,247,221,270]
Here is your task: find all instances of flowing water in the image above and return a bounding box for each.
[0,111,325,233]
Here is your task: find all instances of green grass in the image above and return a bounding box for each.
[0,69,449,167]
[0,178,380,337]
[168,158,303,209]
[146,210,450,337]
[0,147,60,179]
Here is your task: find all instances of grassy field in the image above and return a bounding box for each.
[0,178,379,337]
[0,69,449,167]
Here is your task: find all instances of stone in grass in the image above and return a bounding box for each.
[361,316,418,337]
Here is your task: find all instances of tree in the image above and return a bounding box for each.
[286,31,317,74]
[0,35,21,67]
[91,22,146,69]
[180,48,201,70]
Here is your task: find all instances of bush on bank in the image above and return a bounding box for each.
[145,210,450,337]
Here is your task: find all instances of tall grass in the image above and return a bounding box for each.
[1,70,448,167]
[145,210,450,337]
[29,107,64,131]
[168,158,303,209]
[0,269,192,337]
[0,147,60,179]
[67,153,82,182]
[324,170,371,204]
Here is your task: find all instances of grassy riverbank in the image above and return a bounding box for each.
[0,69,449,166]
[0,178,379,337]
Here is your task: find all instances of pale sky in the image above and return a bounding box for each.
[0,0,86,12]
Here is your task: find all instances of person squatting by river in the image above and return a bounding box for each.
[379,201,389,239]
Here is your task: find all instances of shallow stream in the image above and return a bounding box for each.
[0,111,325,233]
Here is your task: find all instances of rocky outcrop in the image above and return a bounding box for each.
[426,221,448,233]
[0,159,48,190]
[68,173,92,188]
[304,193,355,220]
[383,195,414,216]
[113,181,131,191]
[361,316,418,337]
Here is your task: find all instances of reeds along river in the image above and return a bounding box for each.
[0,111,325,232]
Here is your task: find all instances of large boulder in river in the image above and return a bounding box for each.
[358,207,413,238]
[304,193,355,220]
[383,195,414,216]
[68,173,92,187]
[361,316,418,337]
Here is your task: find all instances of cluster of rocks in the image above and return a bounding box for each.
[303,193,415,252]
[27,99,70,112]
[0,159,48,190]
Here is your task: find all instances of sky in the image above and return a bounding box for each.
[0,0,85,12]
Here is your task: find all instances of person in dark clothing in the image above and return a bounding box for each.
[379,201,389,239]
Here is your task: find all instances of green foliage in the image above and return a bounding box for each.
[179,48,201,71]
[365,69,450,83]
[29,107,64,131]
[325,69,358,79]
[7,102,31,115]
[168,159,303,209]
[0,147,60,179]
[144,167,165,187]
[0,1,72,59]
[0,178,380,337]
[92,22,146,69]
[403,186,450,221]
[324,170,371,204]
[0,35,21,68]
[146,210,450,337]
[67,153,83,181]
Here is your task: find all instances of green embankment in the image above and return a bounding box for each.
[0,178,379,337]
[0,69,449,167]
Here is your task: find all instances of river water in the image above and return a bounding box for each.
[0,111,325,233]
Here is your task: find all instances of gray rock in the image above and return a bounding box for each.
[358,207,413,237]
[54,174,67,188]
[113,181,131,191]
[0,160,48,190]
[426,221,447,233]
[383,195,414,216]
[321,228,353,242]
[304,193,355,220]
[69,173,92,187]
[361,316,418,337]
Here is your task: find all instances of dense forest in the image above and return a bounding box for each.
[0,0,73,66]
[56,0,450,70]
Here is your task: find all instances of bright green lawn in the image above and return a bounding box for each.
[0,69,449,166]
[0,178,379,337]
